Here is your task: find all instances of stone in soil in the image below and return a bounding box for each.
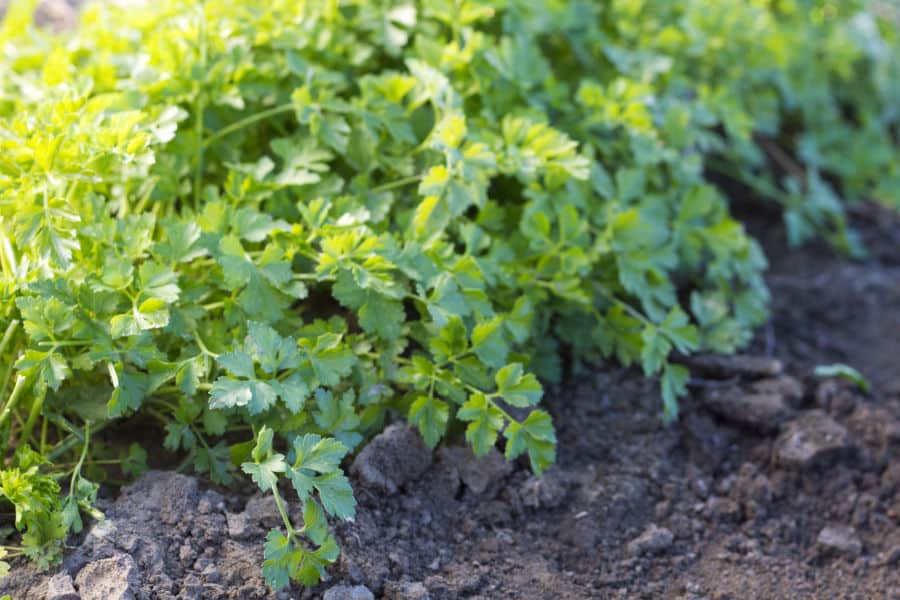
[74,554,140,600]
[351,424,432,494]
[816,526,863,557]
[46,573,80,600]
[384,581,430,600]
[437,446,512,496]
[520,467,569,509]
[775,410,855,469]
[323,584,376,600]
[682,354,784,379]
[700,376,801,432]
[627,524,674,556]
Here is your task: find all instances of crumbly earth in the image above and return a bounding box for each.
[3,204,900,600]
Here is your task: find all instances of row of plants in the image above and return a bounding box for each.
[0,0,897,589]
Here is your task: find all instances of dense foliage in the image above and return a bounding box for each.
[0,0,897,589]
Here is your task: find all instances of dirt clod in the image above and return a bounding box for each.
[384,581,430,600]
[817,526,863,557]
[322,584,375,600]
[437,446,512,496]
[351,424,432,495]
[75,554,140,600]
[46,573,79,600]
[702,383,794,432]
[520,467,569,509]
[627,524,674,556]
[683,354,784,379]
[775,411,854,469]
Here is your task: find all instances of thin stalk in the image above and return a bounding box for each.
[202,104,294,148]
[461,382,517,424]
[370,174,424,194]
[0,322,19,405]
[67,422,91,499]
[192,2,208,213]
[0,375,27,431]
[0,420,10,466]
[194,332,219,358]
[36,340,90,348]
[0,319,18,357]
[270,484,299,538]
[20,386,46,446]
[47,420,110,462]
[40,417,48,455]
[0,227,18,278]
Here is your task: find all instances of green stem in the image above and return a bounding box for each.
[194,332,219,358]
[270,484,298,538]
[460,381,517,424]
[40,417,47,455]
[20,386,46,445]
[0,229,14,279]
[0,319,18,356]
[47,420,110,462]
[37,339,91,348]
[67,422,91,500]
[55,458,121,468]
[0,321,19,405]
[0,375,27,432]
[706,157,784,202]
[189,423,212,452]
[192,2,208,213]
[202,104,294,149]
[370,174,424,194]
[155,382,212,395]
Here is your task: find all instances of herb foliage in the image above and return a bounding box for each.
[0,0,897,590]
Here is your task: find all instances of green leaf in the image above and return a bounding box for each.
[291,434,349,473]
[217,350,255,379]
[302,334,356,388]
[503,410,556,474]
[312,471,355,520]
[271,138,332,187]
[271,374,310,414]
[195,442,235,485]
[241,428,286,492]
[408,394,449,448]
[429,316,468,362]
[288,433,356,520]
[245,321,299,374]
[470,317,508,368]
[311,389,362,450]
[302,499,330,546]
[16,350,70,391]
[138,261,180,303]
[209,377,252,411]
[358,293,405,341]
[495,363,543,408]
[218,236,302,321]
[108,367,147,417]
[457,393,504,456]
[814,363,870,393]
[261,530,295,591]
[660,363,689,424]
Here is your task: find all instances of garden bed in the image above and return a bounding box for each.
[4,204,899,600]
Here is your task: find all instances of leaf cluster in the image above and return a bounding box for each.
[0,0,896,590]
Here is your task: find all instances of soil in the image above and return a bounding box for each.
[3,201,899,600]
[2,5,900,599]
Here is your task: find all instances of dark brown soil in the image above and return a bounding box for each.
[3,205,900,600]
